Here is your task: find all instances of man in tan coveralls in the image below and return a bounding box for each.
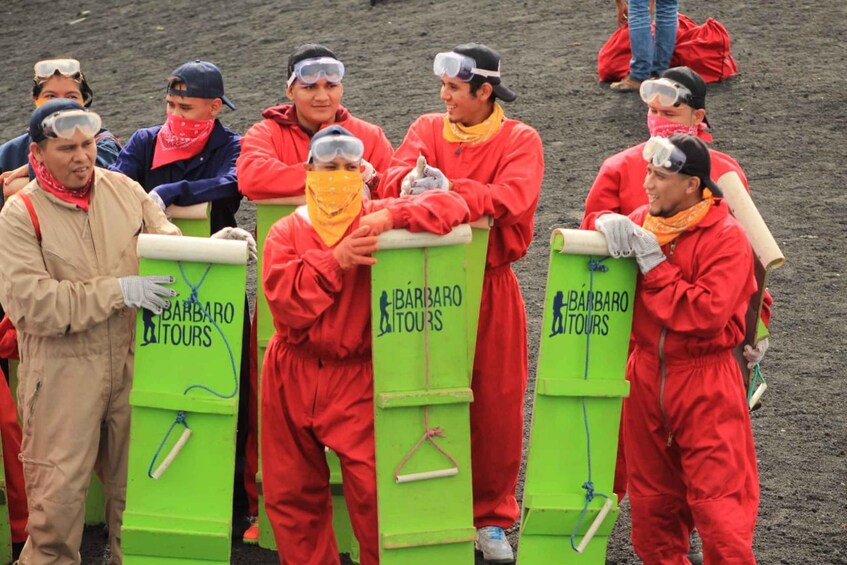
[0,99,180,564]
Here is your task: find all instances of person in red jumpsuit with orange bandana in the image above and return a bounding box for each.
[379,43,544,563]
[260,125,470,565]
[587,134,760,564]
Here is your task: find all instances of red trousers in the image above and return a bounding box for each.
[0,370,27,542]
[261,338,378,565]
[244,312,259,516]
[470,266,528,528]
[625,349,759,564]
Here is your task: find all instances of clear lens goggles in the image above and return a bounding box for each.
[34,58,82,80]
[639,78,693,107]
[309,134,364,164]
[643,136,687,172]
[287,57,345,87]
[433,52,500,82]
[40,109,102,140]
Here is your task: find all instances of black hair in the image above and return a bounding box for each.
[468,76,497,103]
[32,71,93,108]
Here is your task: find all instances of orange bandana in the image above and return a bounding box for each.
[642,189,714,246]
[305,169,363,246]
[442,102,505,145]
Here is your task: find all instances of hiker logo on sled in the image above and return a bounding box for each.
[141,299,235,347]
[549,286,630,337]
[377,283,463,337]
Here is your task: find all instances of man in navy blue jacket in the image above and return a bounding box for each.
[111,60,241,234]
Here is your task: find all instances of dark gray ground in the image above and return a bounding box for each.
[1,0,845,563]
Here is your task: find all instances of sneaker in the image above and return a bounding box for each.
[475,526,514,563]
[242,516,259,545]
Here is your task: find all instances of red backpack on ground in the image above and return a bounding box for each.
[597,14,736,83]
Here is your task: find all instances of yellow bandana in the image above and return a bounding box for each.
[442,102,505,145]
[305,169,363,247]
[642,189,715,246]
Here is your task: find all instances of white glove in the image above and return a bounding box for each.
[409,165,450,195]
[595,213,638,258]
[119,275,176,315]
[361,159,376,184]
[743,338,769,369]
[149,190,167,212]
[400,155,428,196]
[631,226,667,274]
[211,226,257,261]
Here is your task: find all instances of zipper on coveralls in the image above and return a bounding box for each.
[658,239,678,447]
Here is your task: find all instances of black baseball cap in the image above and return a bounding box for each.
[169,60,236,110]
[287,44,339,77]
[29,98,86,142]
[660,66,707,110]
[668,134,722,195]
[452,43,517,102]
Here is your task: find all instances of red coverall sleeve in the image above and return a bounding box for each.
[583,159,624,221]
[262,219,344,331]
[450,128,544,225]
[367,128,395,174]
[236,121,307,200]
[0,315,18,360]
[639,225,754,337]
[380,191,471,234]
[377,119,435,199]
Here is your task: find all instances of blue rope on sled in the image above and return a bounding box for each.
[569,256,613,552]
[147,261,239,478]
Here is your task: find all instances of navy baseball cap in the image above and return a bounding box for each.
[29,98,86,142]
[168,60,236,110]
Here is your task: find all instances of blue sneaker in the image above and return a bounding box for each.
[475,526,514,563]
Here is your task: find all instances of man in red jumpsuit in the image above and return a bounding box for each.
[0,315,27,558]
[260,125,470,565]
[588,134,760,564]
[236,46,395,542]
[379,43,544,563]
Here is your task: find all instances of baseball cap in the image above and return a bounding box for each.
[287,44,339,77]
[29,98,87,142]
[667,134,722,195]
[169,60,236,110]
[452,43,517,102]
[660,66,707,110]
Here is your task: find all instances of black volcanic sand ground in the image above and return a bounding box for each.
[1,0,845,563]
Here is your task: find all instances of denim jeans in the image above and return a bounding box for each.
[628,0,678,81]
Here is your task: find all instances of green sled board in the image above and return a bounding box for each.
[123,235,247,564]
[168,203,211,238]
[518,229,636,564]
[371,226,477,564]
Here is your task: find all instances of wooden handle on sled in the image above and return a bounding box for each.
[575,498,614,553]
[151,427,192,480]
[748,382,768,410]
[395,467,459,484]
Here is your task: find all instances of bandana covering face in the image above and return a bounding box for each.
[28,152,92,211]
[152,113,214,170]
[442,102,505,145]
[305,169,363,246]
[647,113,714,143]
[642,189,714,246]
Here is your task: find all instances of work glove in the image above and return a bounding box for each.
[211,227,258,261]
[119,275,176,315]
[409,165,450,195]
[595,213,638,258]
[149,190,167,212]
[333,226,379,270]
[361,159,376,185]
[743,338,769,369]
[400,155,428,196]
[358,208,394,236]
[631,226,667,274]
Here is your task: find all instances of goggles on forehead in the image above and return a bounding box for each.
[40,109,102,140]
[287,57,345,87]
[34,58,82,80]
[643,136,687,173]
[309,134,364,164]
[433,52,500,82]
[639,78,693,107]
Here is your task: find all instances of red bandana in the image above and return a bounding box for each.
[28,152,92,211]
[151,114,214,170]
